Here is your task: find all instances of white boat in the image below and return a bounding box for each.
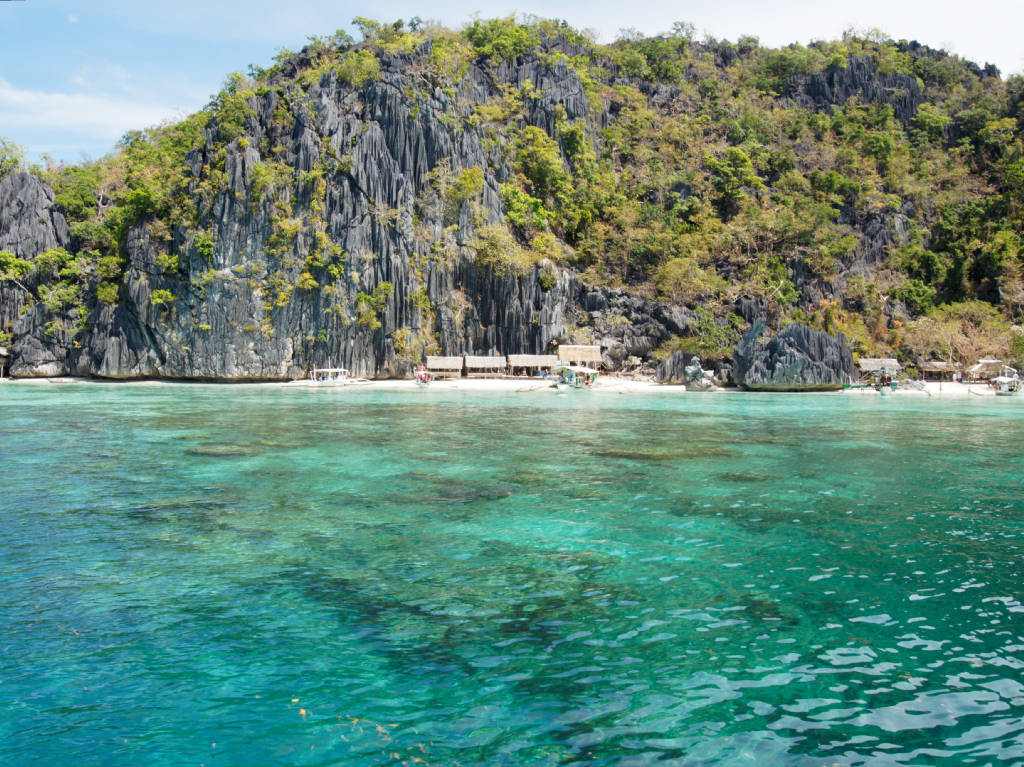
[307,367,371,387]
[550,364,598,389]
[992,366,1021,396]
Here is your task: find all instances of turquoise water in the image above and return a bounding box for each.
[1,382,1022,766]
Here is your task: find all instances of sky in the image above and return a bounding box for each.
[2,0,1022,164]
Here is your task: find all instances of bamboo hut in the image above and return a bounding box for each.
[557,345,602,368]
[918,360,961,382]
[966,358,1003,381]
[857,358,900,377]
[0,346,7,378]
[857,357,900,386]
[507,354,558,377]
[425,356,463,379]
[464,355,507,378]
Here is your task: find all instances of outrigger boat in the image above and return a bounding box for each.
[992,366,1021,396]
[307,367,371,387]
[550,364,598,389]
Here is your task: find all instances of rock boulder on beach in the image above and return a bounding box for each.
[733,319,856,391]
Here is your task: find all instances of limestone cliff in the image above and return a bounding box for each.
[2,36,686,378]
[1,21,1018,378]
[786,55,922,125]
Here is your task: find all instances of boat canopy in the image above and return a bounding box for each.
[992,365,1020,383]
[309,367,352,382]
[967,358,1004,379]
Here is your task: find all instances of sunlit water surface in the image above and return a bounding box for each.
[1,382,1022,766]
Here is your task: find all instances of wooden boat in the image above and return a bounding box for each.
[550,364,598,389]
[307,367,370,387]
[993,374,1021,396]
[989,365,1020,396]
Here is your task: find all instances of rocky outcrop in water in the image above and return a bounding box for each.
[733,319,856,391]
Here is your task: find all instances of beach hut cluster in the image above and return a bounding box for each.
[424,346,601,379]
[857,356,1013,383]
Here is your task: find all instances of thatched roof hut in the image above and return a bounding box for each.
[507,354,558,375]
[464,356,507,377]
[0,346,7,378]
[557,345,602,366]
[858,358,901,375]
[918,360,961,381]
[425,356,463,379]
[966,358,1003,381]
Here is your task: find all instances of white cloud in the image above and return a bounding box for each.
[0,77,186,143]
[68,14,79,24]
[68,63,133,93]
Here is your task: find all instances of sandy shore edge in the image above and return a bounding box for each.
[2,375,1013,398]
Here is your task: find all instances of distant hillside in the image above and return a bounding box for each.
[1,17,1022,378]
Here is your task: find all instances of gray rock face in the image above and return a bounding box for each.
[683,356,717,391]
[733,318,856,391]
[655,351,719,389]
[0,171,70,257]
[1,171,72,361]
[786,56,923,125]
[655,351,690,384]
[1,35,697,381]
[0,39,928,381]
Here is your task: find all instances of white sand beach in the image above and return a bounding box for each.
[4,374,664,394]
[8,374,1016,398]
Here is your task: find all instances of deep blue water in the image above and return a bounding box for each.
[1,382,1022,766]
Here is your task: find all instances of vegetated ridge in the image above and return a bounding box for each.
[1,16,1022,379]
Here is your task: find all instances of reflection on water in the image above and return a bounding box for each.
[1,384,1022,765]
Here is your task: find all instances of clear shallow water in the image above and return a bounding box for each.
[1,383,1022,767]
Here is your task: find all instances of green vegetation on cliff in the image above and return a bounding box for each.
[2,15,1023,371]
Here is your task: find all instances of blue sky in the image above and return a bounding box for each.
[3,0,1022,164]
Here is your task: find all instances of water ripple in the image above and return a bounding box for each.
[1,384,1022,765]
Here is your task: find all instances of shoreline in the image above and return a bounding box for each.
[1,375,669,395]
[1,375,1012,398]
